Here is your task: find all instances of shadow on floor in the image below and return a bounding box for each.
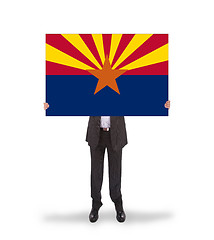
[44,209,173,224]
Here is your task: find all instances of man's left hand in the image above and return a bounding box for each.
[164,100,170,109]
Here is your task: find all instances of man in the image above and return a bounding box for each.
[85,116,128,223]
[44,100,170,223]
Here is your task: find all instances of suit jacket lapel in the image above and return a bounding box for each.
[110,116,118,128]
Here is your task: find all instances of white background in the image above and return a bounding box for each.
[1,0,214,239]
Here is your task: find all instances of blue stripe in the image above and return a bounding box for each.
[46,75,168,116]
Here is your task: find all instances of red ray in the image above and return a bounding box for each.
[115,34,168,69]
[111,34,135,67]
[123,61,168,75]
[46,34,99,69]
[46,61,91,75]
[102,34,112,58]
[46,61,168,75]
[79,34,103,68]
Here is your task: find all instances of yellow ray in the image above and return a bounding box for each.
[62,34,102,69]
[92,34,105,65]
[109,34,122,65]
[112,34,153,69]
[120,43,168,70]
[46,43,94,70]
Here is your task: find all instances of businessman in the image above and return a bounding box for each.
[86,115,127,223]
[44,100,170,223]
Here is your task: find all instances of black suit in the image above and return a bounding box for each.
[86,116,128,150]
[85,116,128,210]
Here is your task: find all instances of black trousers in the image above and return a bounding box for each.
[90,129,123,211]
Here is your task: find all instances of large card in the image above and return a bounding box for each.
[46,34,168,116]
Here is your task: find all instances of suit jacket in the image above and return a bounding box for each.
[85,116,128,151]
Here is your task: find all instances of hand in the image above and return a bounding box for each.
[44,102,49,110]
[164,100,170,109]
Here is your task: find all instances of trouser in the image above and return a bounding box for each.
[90,129,123,211]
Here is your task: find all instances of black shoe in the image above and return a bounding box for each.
[116,210,126,222]
[89,208,99,223]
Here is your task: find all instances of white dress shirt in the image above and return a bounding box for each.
[100,116,111,128]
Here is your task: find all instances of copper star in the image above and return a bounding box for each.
[87,55,127,95]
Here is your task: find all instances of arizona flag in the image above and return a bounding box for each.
[46,34,168,116]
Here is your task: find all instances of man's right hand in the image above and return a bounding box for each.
[44,103,49,110]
